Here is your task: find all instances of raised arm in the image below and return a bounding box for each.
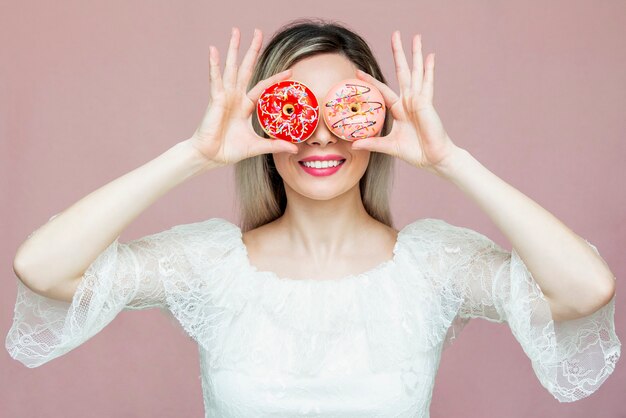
[12,140,214,302]
[352,31,615,318]
[6,27,302,368]
[12,26,298,303]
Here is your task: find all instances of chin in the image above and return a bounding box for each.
[285,178,361,201]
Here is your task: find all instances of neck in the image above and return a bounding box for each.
[276,183,375,262]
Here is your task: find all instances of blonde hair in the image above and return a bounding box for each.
[235,18,395,232]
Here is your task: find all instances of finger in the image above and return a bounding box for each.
[355,69,400,110]
[241,68,292,117]
[246,68,292,103]
[391,31,411,98]
[237,28,263,92]
[410,34,423,93]
[223,27,240,89]
[250,137,299,156]
[209,46,223,99]
[421,53,435,101]
[350,136,398,157]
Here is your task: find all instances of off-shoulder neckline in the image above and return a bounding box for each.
[226,220,413,283]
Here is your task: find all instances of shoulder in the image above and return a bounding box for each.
[240,219,279,250]
[401,217,488,237]
[168,217,241,238]
[157,218,242,260]
[398,217,498,253]
[398,217,455,241]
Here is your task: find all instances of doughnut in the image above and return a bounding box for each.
[322,78,386,141]
[256,80,319,143]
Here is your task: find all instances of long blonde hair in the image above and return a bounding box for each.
[235,18,395,232]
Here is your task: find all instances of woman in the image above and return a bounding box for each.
[7,19,621,417]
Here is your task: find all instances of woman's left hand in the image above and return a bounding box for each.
[352,31,461,175]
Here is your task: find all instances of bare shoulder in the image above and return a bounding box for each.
[379,221,400,243]
[241,220,279,249]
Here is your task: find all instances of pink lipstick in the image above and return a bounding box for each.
[298,154,346,177]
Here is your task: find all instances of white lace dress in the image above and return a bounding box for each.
[5,215,621,417]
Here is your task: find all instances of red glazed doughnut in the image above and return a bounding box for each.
[256,80,319,143]
[322,78,386,141]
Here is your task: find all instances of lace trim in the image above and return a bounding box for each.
[162,219,449,377]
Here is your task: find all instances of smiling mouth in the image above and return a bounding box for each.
[298,159,346,168]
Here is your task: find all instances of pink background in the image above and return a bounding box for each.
[2,1,625,417]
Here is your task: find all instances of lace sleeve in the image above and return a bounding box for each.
[429,219,621,402]
[5,214,206,368]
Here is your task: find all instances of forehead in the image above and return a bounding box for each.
[288,53,358,98]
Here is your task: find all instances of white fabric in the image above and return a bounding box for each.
[6,215,621,417]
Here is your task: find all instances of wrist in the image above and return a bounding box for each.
[174,139,225,177]
[432,145,472,181]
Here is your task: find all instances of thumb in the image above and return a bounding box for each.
[274,140,300,155]
[252,138,299,156]
[350,136,393,155]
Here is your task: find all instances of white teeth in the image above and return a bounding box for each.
[302,160,343,168]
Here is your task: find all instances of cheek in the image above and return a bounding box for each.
[272,154,293,179]
[352,150,372,171]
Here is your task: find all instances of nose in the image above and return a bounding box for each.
[305,116,337,146]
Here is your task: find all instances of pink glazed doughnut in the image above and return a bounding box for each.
[322,78,386,141]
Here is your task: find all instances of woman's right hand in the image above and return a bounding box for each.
[188,27,299,167]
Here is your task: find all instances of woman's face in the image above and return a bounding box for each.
[271,53,371,201]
